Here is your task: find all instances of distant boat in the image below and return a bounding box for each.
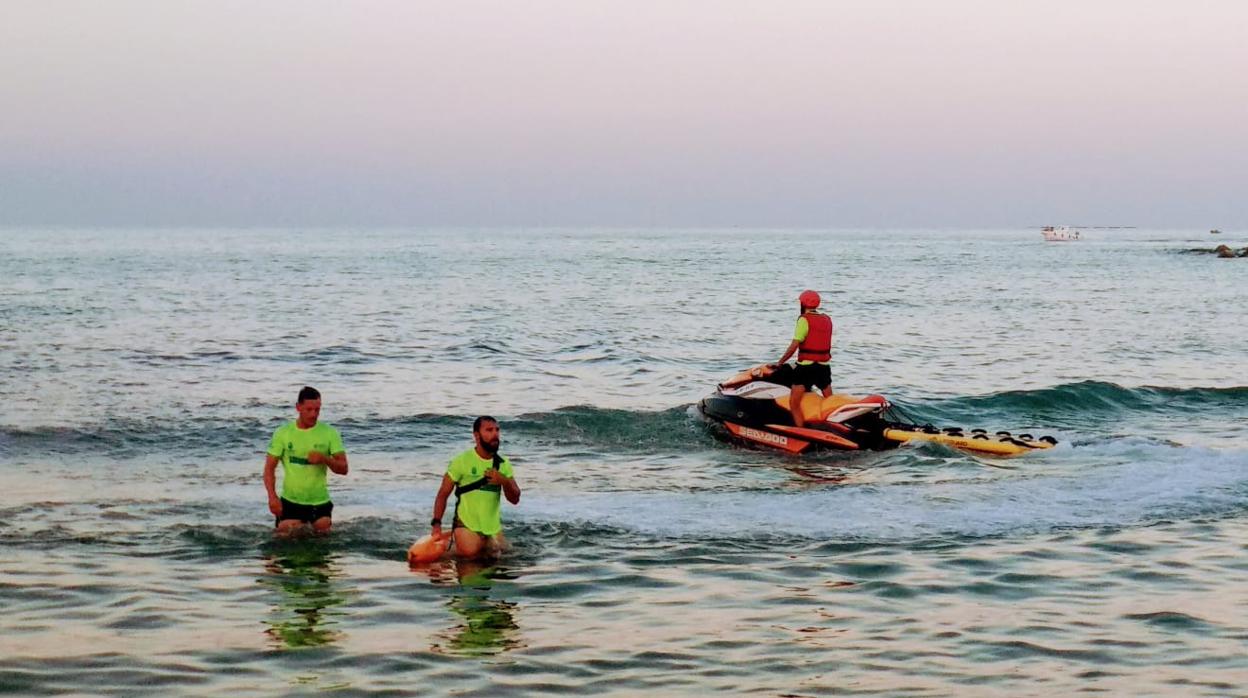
[1210,229,1222,234]
[1041,225,1081,242]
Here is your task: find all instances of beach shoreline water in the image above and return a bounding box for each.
[2,227,1245,695]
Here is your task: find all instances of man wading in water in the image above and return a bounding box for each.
[428,416,521,559]
[263,386,349,536]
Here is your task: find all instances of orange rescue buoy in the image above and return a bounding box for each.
[407,531,451,565]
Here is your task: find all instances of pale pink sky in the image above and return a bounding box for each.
[2,1,1245,226]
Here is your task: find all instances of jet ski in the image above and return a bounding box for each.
[699,365,1057,456]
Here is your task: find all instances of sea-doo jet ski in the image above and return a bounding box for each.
[699,365,1057,456]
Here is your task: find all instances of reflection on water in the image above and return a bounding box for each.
[431,559,522,656]
[258,541,348,649]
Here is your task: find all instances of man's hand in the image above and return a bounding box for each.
[307,451,348,475]
[484,470,509,485]
[268,495,283,517]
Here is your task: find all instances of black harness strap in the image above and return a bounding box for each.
[452,453,502,527]
[454,454,503,498]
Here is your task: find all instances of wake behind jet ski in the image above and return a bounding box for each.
[699,364,1057,456]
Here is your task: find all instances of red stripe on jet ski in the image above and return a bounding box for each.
[765,424,860,450]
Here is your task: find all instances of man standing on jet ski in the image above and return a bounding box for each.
[771,290,834,427]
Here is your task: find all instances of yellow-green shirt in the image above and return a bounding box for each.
[448,448,515,536]
[267,421,344,505]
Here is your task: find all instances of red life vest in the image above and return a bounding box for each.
[797,312,833,363]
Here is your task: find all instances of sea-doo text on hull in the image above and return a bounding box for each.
[699,365,1056,456]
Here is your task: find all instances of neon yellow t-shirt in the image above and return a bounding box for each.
[792,316,831,366]
[267,421,344,505]
[448,448,515,536]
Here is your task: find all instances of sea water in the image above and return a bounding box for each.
[1,228,1245,696]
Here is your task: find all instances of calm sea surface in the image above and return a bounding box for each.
[1,228,1246,696]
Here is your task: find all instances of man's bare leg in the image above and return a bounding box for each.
[453,527,487,559]
[485,531,509,557]
[275,519,312,538]
[790,385,808,427]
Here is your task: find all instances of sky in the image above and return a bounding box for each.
[1,1,1245,228]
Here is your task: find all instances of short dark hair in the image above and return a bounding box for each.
[297,386,321,404]
[472,415,497,433]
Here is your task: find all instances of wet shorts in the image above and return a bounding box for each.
[774,362,831,391]
[451,513,492,536]
[276,498,334,526]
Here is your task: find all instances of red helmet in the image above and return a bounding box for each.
[798,289,821,309]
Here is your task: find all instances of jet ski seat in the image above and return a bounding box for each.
[775,393,863,423]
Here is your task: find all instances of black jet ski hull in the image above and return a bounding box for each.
[699,393,888,453]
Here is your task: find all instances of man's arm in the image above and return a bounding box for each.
[502,476,521,505]
[308,451,348,475]
[777,316,808,365]
[486,469,521,505]
[430,474,456,534]
[263,455,282,516]
[776,339,800,366]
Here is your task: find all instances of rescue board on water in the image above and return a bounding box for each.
[882,428,1056,456]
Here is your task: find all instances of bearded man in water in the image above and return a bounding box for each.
[428,416,522,559]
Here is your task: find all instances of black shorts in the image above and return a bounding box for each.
[773,362,831,391]
[451,513,490,535]
[276,498,333,526]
